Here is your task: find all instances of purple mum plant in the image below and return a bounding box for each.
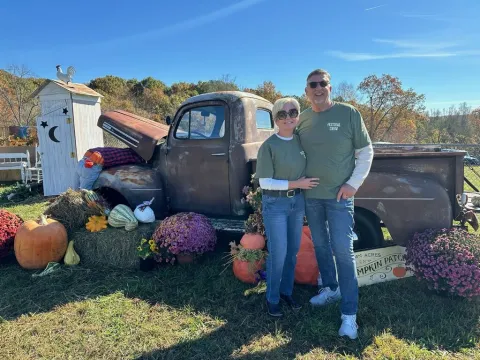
[405,227,480,298]
[152,212,217,264]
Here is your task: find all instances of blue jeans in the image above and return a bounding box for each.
[305,198,358,315]
[262,193,305,304]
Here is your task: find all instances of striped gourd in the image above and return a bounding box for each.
[108,204,138,231]
[84,190,100,206]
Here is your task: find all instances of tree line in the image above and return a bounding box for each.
[1,64,479,144]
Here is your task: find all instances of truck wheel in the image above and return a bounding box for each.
[353,208,384,251]
[96,187,130,208]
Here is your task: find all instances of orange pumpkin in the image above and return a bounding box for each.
[233,258,265,283]
[294,226,319,285]
[392,266,407,278]
[14,215,68,269]
[240,233,265,250]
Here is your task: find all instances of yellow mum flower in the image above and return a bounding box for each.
[137,246,142,251]
[148,239,155,246]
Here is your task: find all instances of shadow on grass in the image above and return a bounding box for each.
[1,241,480,359]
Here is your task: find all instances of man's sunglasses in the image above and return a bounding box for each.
[308,80,330,88]
[276,109,299,120]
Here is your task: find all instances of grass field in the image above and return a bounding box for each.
[465,165,480,193]
[1,181,480,359]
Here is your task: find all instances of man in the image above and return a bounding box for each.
[295,69,374,340]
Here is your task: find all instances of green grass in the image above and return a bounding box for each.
[1,185,480,359]
[465,165,480,193]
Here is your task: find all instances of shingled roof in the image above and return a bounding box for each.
[31,79,104,98]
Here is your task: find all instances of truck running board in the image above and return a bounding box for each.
[208,218,246,234]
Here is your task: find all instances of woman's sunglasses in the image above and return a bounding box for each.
[276,109,299,120]
[308,80,329,88]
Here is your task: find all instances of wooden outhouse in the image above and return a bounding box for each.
[31,80,104,196]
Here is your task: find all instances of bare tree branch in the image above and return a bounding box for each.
[0,64,40,126]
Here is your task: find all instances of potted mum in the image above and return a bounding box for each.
[0,210,23,260]
[406,227,480,298]
[152,212,217,265]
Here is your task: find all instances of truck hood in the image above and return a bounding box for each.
[97,110,169,161]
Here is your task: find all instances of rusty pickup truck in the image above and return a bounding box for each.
[94,91,467,251]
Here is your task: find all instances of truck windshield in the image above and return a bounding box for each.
[175,105,225,139]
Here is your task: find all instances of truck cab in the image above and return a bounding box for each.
[94,91,274,219]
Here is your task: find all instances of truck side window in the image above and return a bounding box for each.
[256,109,273,129]
[174,106,225,139]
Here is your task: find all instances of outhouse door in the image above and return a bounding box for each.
[36,115,79,196]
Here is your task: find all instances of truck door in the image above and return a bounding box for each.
[166,101,230,215]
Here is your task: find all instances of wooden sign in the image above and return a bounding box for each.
[355,245,414,287]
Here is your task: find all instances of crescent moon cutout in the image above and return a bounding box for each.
[48,126,60,143]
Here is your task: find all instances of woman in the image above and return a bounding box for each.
[255,97,319,317]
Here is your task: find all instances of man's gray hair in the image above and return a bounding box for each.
[306,69,331,82]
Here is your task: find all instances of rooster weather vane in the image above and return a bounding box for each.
[56,65,76,84]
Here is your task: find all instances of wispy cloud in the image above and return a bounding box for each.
[373,38,458,50]
[365,4,387,11]
[327,37,480,61]
[92,0,266,48]
[326,50,456,61]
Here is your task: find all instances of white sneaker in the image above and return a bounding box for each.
[338,314,358,340]
[309,286,341,306]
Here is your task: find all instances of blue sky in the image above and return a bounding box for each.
[1,0,479,111]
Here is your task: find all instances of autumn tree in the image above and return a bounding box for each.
[88,75,128,97]
[419,103,480,144]
[358,74,426,142]
[244,81,283,103]
[196,75,239,94]
[168,82,198,109]
[291,94,310,111]
[332,81,359,103]
[132,76,167,96]
[0,65,43,126]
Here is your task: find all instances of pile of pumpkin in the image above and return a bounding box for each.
[231,226,320,286]
[83,191,156,233]
[0,189,157,270]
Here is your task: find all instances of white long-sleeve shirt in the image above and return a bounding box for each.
[259,138,374,191]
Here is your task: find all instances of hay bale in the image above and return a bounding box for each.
[44,189,106,235]
[72,221,159,270]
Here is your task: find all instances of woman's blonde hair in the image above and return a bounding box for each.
[272,97,301,120]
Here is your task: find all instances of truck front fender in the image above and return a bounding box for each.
[355,172,453,246]
[93,164,168,219]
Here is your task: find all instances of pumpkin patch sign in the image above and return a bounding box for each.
[354,245,414,287]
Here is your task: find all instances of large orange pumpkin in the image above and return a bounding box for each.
[14,215,68,269]
[240,233,265,250]
[294,226,319,285]
[233,258,265,283]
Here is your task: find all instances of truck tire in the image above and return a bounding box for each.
[353,208,384,251]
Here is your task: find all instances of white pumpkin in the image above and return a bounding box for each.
[134,198,156,223]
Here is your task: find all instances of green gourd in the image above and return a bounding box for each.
[108,204,138,231]
[64,240,80,266]
[84,190,99,204]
